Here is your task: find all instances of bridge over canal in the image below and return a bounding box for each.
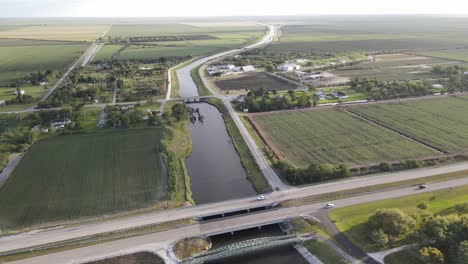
[183,234,306,264]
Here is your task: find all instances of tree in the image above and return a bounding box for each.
[368,208,415,239]
[127,109,145,123]
[369,228,389,247]
[456,241,468,264]
[418,202,429,210]
[171,103,187,121]
[454,203,468,215]
[419,247,445,264]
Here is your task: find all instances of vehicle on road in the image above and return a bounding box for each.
[256,195,266,201]
[418,184,428,189]
[324,203,335,209]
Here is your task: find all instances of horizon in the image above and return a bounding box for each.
[1,0,468,18]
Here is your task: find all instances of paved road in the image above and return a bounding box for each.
[9,178,468,264]
[1,162,468,255]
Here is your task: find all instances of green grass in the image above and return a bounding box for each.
[0,24,108,41]
[0,128,167,232]
[250,108,437,167]
[329,184,468,252]
[93,45,122,61]
[206,98,270,193]
[305,240,351,264]
[0,44,86,85]
[270,17,468,53]
[384,249,424,264]
[190,65,211,96]
[348,97,468,152]
[0,85,49,101]
[215,72,300,91]
[417,49,468,62]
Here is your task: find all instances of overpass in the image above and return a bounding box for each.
[184,235,303,264]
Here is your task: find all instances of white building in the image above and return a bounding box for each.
[0,100,5,107]
[14,90,25,95]
[240,65,255,72]
[50,118,71,129]
[433,84,444,89]
[277,63,301,72]
[305,72,323,80]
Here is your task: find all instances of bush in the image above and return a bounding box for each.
[454,203,468,215]
[419,247,445,264]
[379,162,392,172]
[369,228,389,247]
[368,208,415,240]
[418,202,429,210]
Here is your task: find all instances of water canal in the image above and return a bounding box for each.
[185,103,256,204]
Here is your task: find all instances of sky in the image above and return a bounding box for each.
[1,0,468,17]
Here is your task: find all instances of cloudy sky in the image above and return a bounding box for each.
[1,0,468,17]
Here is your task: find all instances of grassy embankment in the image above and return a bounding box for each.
[329,184,468,252]
[162,101,194,204]
[190,65,211,96]
[205,98,270,193]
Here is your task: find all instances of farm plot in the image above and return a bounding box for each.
[331,56,456,81]
[250,109,437,167]
[348,97,468,152]
[0,44,86,85]
[417,49,468,62]
[0,128,167,231]
[215,72,301,91]
[0,25,108,41]
[269,16,468,53]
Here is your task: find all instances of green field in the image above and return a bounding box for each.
[0,24,108,41]
[331,56,456,81]
[270,16,468,53]
[93,45,122,61]
[250,108,437,167]
[348,97,468,152]
[305,241,350,264]
[0,44,85,85]
[0,128,167,231]
[215,72,300,91]
[329,184,468,252]
[417,49,468,62]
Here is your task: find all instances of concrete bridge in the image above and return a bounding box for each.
[183,235,303,264]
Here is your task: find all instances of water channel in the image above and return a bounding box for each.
[207,224,308,264]
[185,103,256,204]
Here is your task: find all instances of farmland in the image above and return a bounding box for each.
[347,97,468,152]
[0,24,109,41]
[250,108,437,167]
[215,72,301,91]
[269,16,468,54]
[417,49,468,62]
[0,128,167,231]
[0,44,86,85]
[331,55,458,81]
[95,22,265,60]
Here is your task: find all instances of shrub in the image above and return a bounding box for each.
[368,208,415,240]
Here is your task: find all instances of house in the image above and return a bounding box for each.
[433,84,444,89]
[315,91,327,100]
[240,65,255,72]
[39,82,48,86]
[305,72,323,80]
[0,100,5,107]
[277,63,301,72]
[14,90,25,95]
[50,118,71,129]
[236,94,247,103]
[464,72,468,76]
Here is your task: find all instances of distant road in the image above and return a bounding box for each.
[1,161,468,255]
[9,177,468,264]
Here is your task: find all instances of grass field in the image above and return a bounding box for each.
[331,56,456,81]
[93,45,122,61]
[348,97,468,152]
[0,44,86,85]
[417,49,468,62]
[329,184,468,252]
[269,16,468,53]
[305,241,350,264]
[250,108,437,167]
[0,25,108,41]
[215,72,300,91]
[0,128,167,232]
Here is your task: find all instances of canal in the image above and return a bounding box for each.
[185,103,256,204]
[207,224,308,264]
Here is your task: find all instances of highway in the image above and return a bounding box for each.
[9,177,468,264]
[1,161,468,255]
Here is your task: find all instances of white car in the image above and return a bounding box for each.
[324,203,335,209]
[256,195,266,201]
